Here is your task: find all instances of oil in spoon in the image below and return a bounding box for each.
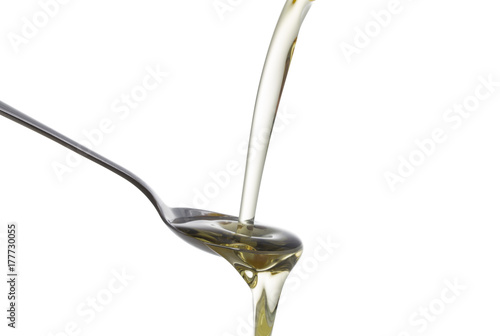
[172,216,303,336]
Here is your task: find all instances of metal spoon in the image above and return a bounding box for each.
[0,99,236,255]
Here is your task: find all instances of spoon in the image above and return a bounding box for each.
[0,99,242,255]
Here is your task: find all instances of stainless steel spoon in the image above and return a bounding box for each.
[0,99,235,255]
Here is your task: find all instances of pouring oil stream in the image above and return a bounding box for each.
[176,1,315,335]
[235,0,314,334]
[239,0,314,226]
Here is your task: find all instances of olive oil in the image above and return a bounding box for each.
[175,1,314,335]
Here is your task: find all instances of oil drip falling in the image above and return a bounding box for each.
[173,0,314,335]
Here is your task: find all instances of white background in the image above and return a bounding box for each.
[1,0,500,335]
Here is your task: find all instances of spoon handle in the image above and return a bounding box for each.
[0,100,172,222]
